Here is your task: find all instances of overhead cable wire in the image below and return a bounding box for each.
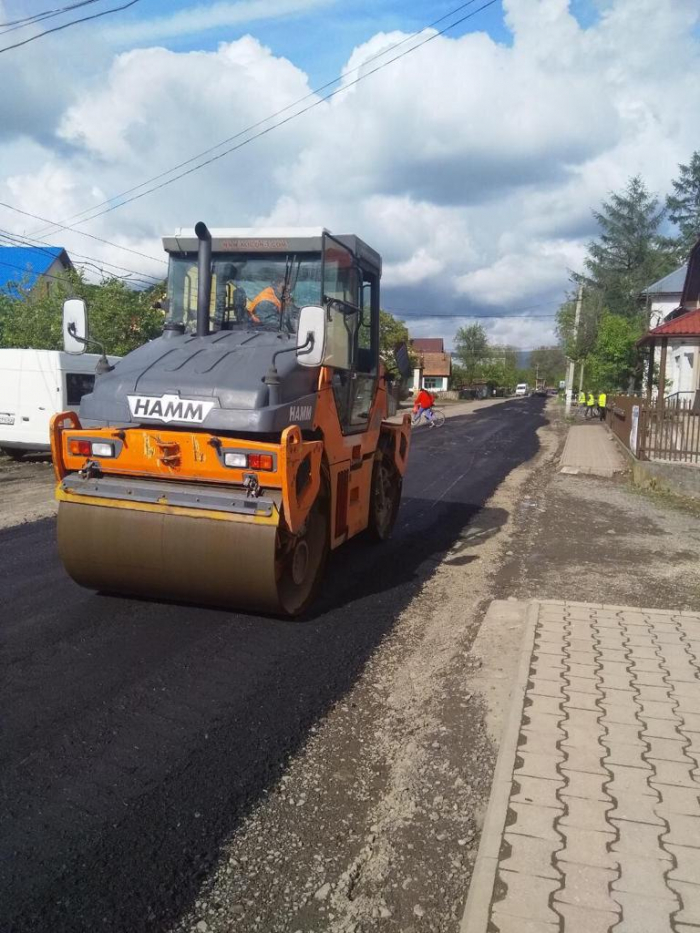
[35,0,486,235]
[0,0,104,36]
[32,0,500,230]
[0,0,141,54]
[0,201,167,265]
[0,0,102,28]
[0,227,163,285]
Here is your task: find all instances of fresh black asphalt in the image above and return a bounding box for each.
[0,398,545,933]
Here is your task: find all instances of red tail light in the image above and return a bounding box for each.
[69,439,92,456]
[248,454,273,470]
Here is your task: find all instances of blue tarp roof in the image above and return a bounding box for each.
[0,246,69,294]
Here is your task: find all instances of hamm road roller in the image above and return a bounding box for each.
[50,225,411,615]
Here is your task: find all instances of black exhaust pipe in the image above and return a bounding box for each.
[195,221,212,337]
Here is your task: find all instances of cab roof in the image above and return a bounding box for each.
[162,227,381,275]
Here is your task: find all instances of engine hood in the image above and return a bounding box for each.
[79,328,319,434]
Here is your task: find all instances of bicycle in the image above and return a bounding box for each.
[412,407,446,428]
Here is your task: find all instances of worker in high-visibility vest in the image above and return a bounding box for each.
[578,390,586,406]
[598,390,607,422]
[586,391,596,419]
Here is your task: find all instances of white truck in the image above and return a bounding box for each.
[0,349,119,459]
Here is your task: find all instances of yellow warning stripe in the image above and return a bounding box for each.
[56,484,280,526]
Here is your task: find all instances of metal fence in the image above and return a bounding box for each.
[609,395,700,464]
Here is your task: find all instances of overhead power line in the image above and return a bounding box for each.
[0,227,163,286]
[0,201,167,266]
[0,0,104,35]
[29,0,499,233]
[34,0,487,236]
[0,0,141,54]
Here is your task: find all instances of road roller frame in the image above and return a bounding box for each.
[50,225,412,615]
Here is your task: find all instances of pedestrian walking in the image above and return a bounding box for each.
[578,389,586,407]
[598,390,607,421]
[586,391,596,419]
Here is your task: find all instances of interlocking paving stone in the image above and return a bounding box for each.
[490,911,558,933]
[556,826,617,869]
[667,844,700,884]
[462,602,700,933]
[559,797,615,834]
[663,813,700,847]
[666,879,700,925]
[510,775,566,809]
[612,854,678,900]
[553,903,620,933]
[500,833,562,879]
[553,862,619,912]
[608,793,665,826]
[492,871,562,924]
[507,802,563,841]
[611,892,680,933]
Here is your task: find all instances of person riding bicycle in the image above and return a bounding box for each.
[413,387,436,426]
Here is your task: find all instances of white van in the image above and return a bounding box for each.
[0,349,119,459]
[515,383,529,397]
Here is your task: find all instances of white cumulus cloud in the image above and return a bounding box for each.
[0,0,698,349]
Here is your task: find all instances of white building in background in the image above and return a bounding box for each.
[641,265,686,329]
[639,240,700,400]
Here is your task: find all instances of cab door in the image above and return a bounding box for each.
[322,234,379,435]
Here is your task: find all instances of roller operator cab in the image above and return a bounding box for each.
[50,225,412,616]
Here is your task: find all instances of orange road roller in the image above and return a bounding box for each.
[51,224,412,615]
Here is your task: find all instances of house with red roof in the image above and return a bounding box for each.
[638,237,700,403]
[410,337,452,392]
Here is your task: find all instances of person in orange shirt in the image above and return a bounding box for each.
[248,275,285,325]
[413,387,436,426]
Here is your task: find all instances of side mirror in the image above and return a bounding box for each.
[395,342,412,380]
[296,305,326,367]
[63,297,88,355]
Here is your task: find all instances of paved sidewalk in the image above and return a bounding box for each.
[462,599,700,933]
[560,423,624,477]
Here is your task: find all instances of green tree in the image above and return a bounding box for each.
[556,289,605,363]
[529,345,567,385]
[449,361,468,389]
[666,151,700,258]
[585,312,642,392]
[0,271,165,356]
[379,309,414,378]
[453,322,488,384]
[581,176,676,316]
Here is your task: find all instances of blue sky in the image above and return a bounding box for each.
[105,0,600,86]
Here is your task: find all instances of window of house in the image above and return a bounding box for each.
[423,377,440,390]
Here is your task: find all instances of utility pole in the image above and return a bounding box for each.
[565,284,583,416]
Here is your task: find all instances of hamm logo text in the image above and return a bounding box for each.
[289,404,313,423]
[128,394,216,424]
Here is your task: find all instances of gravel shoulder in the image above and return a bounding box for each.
[0,452,56,529]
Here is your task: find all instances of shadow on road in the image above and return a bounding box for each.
[0,399,546,933]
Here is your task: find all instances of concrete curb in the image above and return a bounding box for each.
[459,599,538,933]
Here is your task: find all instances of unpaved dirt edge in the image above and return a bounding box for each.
[171,408,560,933]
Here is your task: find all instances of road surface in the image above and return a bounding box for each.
[0,398,545,933]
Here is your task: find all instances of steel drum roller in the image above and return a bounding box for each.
[57,491,328,615]
[57,501,282,613]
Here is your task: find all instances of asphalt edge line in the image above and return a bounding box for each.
[459,599,539,933]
